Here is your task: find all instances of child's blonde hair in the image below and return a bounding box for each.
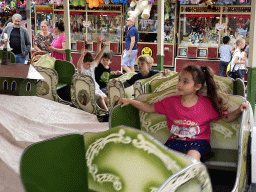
[236,38,245,46]
[138,55,154,67]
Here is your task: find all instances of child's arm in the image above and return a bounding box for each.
[221,102,248,122]
[77,48,88,73]
[94,40,109,65]
[119,98,156,113]
[233,56,247,65]
[95,36,102,55]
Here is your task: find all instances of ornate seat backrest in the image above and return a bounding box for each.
[150,74,244,97]
[34,66,59,102]
[83,126,201,192]
[107,72,137,111]
[71,74,107,115]
[134,71,177,98]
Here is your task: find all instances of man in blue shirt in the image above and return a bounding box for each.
[121,17,138,72]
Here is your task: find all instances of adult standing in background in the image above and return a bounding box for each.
[0,14,31,64]
[34,21,54,53]
[121,17,138,73]
[47,21,71,61]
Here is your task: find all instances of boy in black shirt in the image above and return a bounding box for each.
[95,51,122,94]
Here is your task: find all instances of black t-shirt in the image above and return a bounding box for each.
[95,63,111,89]
[10,28,22,54]
[124,70,159,88]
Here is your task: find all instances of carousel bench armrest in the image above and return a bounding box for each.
[109,104,140,129]
[205,148,238,170]
[56,82,68,90]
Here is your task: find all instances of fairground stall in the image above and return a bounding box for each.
[34,3,123,70]
[175,4,251,74]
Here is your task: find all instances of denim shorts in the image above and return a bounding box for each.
[164,139,213,162]
[121,49,138,67]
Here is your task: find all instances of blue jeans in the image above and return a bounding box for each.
[219,61,229,76]
[15,54,27,64]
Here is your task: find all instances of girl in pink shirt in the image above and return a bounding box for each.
[120,64,248,162]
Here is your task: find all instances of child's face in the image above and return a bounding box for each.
[239,40,245,49]
[83,62,93,70]
[177,71,201,96]
[138,61,150,74]
[102,58,111,67]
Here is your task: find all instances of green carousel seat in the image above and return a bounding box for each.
[20,134,91,192]
[20,126,212,192]
[34,54,76,103]
[109,85,251,191]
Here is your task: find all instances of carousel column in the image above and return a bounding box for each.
[64,0,71,62]
[26,0,32,53]
[247,2,256,112]
[156,0,164,71]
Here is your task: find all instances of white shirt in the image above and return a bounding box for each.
[231,49,245,71]
[81,61,106,97]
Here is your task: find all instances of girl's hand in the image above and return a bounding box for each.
[118,98,131,108]
[239,102,248,112]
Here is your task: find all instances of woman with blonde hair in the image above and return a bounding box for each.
[34,21,54,53]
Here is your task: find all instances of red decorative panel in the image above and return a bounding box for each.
[187,47,197,58]
[71,52,80,68]
[110,42,119,53]
[164,44,174,66]
[208,47,218,59]
[76,41,85,51]
[93,42,97,52]
[109,55,122,71]
[175,58,220,75]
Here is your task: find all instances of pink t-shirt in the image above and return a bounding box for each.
[154,95,220,142]
[51,33,67,61]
